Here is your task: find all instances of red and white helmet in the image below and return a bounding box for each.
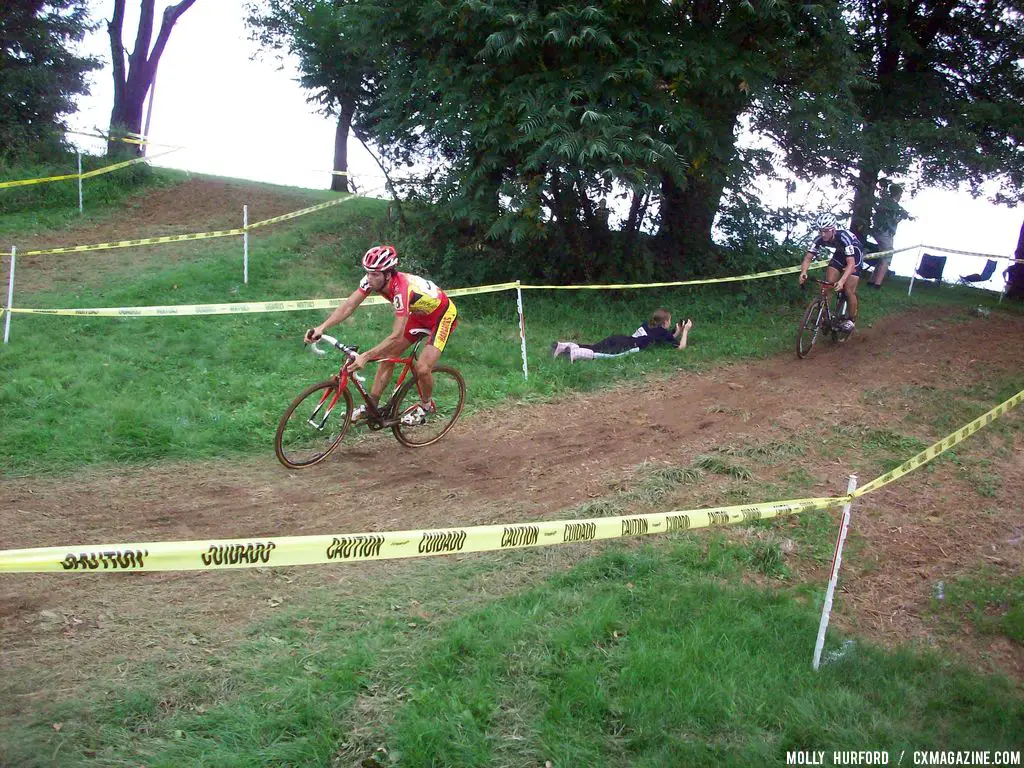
[362,245,398,272]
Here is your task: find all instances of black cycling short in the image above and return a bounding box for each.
[828,257,863,278]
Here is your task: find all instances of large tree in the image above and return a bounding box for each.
[106,0,197,156]
[844,0,1024,237]
[0,0,100,161]
[247,0,373,193]
[353,0,856,279]
[653,0,857,269]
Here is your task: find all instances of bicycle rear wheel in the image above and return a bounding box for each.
[796,298,825,359]
[833,295,853,343]
[391,366,466,447]
[275,380,353,468]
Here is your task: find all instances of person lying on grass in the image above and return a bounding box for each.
[551,308,693,363]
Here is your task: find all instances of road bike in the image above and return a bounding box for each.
[796,279,853,359]
[274,333,466,468]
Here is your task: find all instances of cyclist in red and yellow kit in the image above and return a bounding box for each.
[304,245,458,425]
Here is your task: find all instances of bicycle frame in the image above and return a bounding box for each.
[797,279,851,358]
[814,279,838,327]
[318,334,425,429]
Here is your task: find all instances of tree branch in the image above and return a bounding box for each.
[133,0,156,74]
[146,0,199,84]
[108,0,127,97]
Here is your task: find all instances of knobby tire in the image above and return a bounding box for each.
[796,298,825,359]
[275,380,354,468]
[391,366,466,447]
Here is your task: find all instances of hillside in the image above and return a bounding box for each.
[1,171,1021,765]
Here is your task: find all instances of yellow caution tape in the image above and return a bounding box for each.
[7,282,520,317]
[446,281,519,298]
[920,244,1016,261]
[79,153,149,180]
[0,171,83,189]
[0,496,842,573]
[519,261,828,290]
[69,129,181,150]
[0,147,179,190]
[8,298,342,317]
[23,227,246,256]
[866,245,919,258]
[246,196,356,230]
[854,388,1024,497]
[22,192,353,256]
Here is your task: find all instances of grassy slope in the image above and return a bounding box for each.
[1,173,1021,766]
[1,171,1017,475]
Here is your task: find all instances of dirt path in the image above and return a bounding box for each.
[1,307,1022,700]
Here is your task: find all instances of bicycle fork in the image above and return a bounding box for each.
[308,389,340,431]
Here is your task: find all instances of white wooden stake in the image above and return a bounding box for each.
[907,246,922,296]
[516,281,528,380]
[4,247,16,344]
[77,153,83,214]
[243,204,249,285]
[813,474,858,670]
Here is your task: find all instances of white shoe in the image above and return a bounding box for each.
[350,404,368,424]
[401,401,435,426]
[551,341,571,358]
[839,319,855,332]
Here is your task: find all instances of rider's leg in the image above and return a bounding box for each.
[825,265,841,283]
[411,302,457,408]
[369,337,411,403]
[845,274,860,320]
[413,344,442,405]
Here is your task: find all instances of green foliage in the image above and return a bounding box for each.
[247,0,372,117]
[354,0,856,284]
[0,1,100,162]
[841,0,1024,232]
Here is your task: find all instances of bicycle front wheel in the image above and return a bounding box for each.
[275,380,353,468]
[392,366,466,447]
[796,298,825,359]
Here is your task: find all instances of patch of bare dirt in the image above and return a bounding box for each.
[0,307,1022,709]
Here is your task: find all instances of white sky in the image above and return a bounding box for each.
[69,1,1021,289]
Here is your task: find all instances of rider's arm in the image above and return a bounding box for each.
[798,247,815,284]
[309,288,366,338]
[348,313,408,371]
[360,312,409,362]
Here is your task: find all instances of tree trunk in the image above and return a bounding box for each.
[850,156,880,240]
[657,167,728,274]
[549,173,585,279]
[107,0,197,156]
[623,189,647,255]
[656,85,744,273]
[331,103,355,193]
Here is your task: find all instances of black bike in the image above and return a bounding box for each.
[796,279,853,359]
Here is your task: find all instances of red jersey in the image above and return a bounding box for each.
[358,271,449,323]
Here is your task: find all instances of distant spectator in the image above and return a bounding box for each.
[551,308,692,363]
[1004,261,1024,300]
[867,181,911,289]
